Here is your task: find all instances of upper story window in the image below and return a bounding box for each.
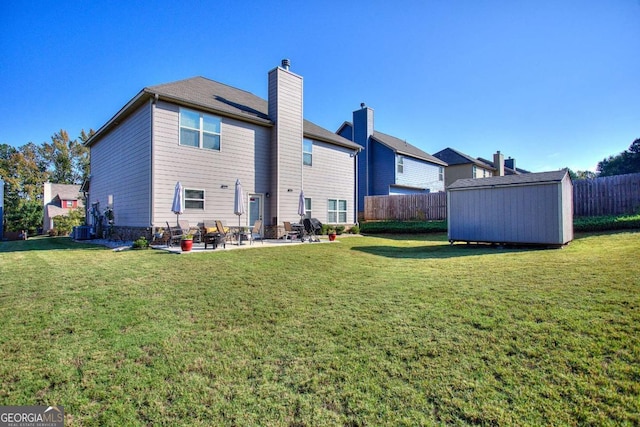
[328,199,347,223]
[439,167,444,181]
[303,139,313,166]
[397,156,404,173]
[184,189,205,209]
[180,108,221,150]
[472,165,477,178]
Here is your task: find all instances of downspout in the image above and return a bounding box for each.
[354,149,359,225]
[149,94,158,231]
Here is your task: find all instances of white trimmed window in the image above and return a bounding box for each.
[439,167,444,181]
[303,139,313,166]
[184,189,205,209]
[328,199,347,223]
[304,198,312,219]
[397,155,404,173]
[180,108,221,150]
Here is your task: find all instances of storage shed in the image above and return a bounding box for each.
[447,169,573,246]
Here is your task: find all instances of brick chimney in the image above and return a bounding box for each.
[493,151,505,176]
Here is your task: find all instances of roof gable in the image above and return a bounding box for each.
[49,183,81,201]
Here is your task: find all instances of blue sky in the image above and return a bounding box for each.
[1,0,638,172]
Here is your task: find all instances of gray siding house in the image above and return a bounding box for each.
[337,105,447,214]
[447,169,573,246]
[85,60,361,238]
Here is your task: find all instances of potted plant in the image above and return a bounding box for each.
[181,234,194,252]
[327,225,337,242]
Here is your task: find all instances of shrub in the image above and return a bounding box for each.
[53,208,85,236]
[335,225,345,235]
[132,236,150,249]
[350,225,360,234]
[574,214,640,232]
[360,220,448,234]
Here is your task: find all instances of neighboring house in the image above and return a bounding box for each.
[432,147,496,188]
[43,182,83,233]
[337,105,447,213]
[84,60,362,239]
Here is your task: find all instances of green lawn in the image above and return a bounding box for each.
[0,232,638,426]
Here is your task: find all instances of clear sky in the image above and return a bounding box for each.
[1,0,638,172]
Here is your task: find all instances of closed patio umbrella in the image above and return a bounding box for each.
[171,181,184,225]
[298,190,306,220]
[234,179,245,228]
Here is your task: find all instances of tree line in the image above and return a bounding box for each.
[1,132,638,234]
[1,129,93,233]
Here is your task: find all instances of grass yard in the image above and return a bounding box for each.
[0,231,639,426]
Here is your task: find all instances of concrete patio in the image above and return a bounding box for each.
[152,237,333,254]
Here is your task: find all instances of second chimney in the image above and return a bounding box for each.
[494,151,505,176]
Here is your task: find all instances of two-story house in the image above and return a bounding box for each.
[43,182,83,233]
[337,105,447,214]
[84,60,361,239]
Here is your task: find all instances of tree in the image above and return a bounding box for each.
[568,169,597,180]
[39,130,90,184]
[597,138,640,177]
[0,143,49,232]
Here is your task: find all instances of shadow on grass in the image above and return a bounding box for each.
[354,233,557,259]
[0,236,115,253]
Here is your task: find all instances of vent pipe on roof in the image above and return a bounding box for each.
[281,59,290,70]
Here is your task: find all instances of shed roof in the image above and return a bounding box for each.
[86,76,361,151]
[448,169,569,190]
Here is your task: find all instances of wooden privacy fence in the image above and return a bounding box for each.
[573,173,640,216]
[364,192,447,221]
[364,173,640,221]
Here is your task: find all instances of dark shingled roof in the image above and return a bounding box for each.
[337,122,446,166]
[372,131,447,166]
[433,147,494,169]
[87,76,361,151]
[147,76,271,123]
[448,169,569,190]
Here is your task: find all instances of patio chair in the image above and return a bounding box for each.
[165,221,184,247]
[178,220,202,243]
[202,220,225,249]
[283,221,300,242]
[216,220,233,244]
[248,220,263,245]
